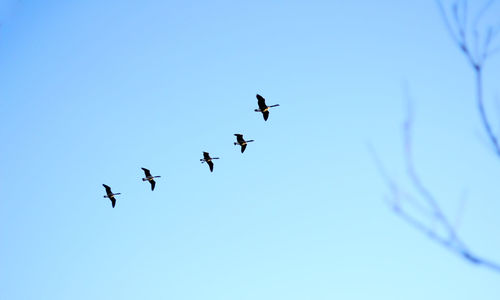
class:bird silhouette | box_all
[141,168,161,191]
[234,134,254,153]
[255,94,279,121]
[102,184,120,208]
[200,151,219,172]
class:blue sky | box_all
[1,0,500,299]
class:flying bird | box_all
[102,184,121,208]
[200,151,219,172]
[234,134,254,153]
[254,94,279,121]
[141,168,161,191]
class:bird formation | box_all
[102,94,280,208]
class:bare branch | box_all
[436,0,462,46]
[402,92,468,248]
[368,143,436,220]
[373,0,500,275]
[452,2,466,42]
[475,69,500,155]
[438,0,500,154]
[371,97,500,272]
[472,0,495,32]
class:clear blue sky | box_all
[1,0,500,299]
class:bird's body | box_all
[254,94,279,121]
[102,184,120,208]
[141,168,161,191]
[200,151,219,172]
[234,134,254,153]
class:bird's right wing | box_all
[207,161,214,172]
[256,94,265,103]
[141,168,152,177]
[256,94,267,110]
[103,184,112,194]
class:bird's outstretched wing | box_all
[207,160,214,172]
[150,180,156,191]
[235,134,244,144]
[241,144,247,153]
[256,94,267,110]
[203,152,210,160]
[110,196,116,208]
[262,110,269,121]
[103,184,112,194]
[141,168,152,177]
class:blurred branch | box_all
[372,0,500,270]
[401,94,465,248]
[437,0,500,156]
[370,94,500,273]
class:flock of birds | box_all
[102,94,280,208]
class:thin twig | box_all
[402,92,469,249]
[475,69,500,155]
[436,0,462,45]
[368,143,436,220]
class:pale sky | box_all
[1,1,500,299]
